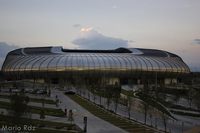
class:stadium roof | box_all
[2,47,190,79]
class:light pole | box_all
[182,121,184,133]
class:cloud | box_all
[193,39,200,45]
[72,24,81,28]
[72,28,129,49]
[0,42,18,69]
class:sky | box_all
[0,0,200,71]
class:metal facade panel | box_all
[2,47,190,78]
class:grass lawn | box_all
[171,110,200,117]
[30,98,56,104]
[0,94,56,104]
[33,128,78,133]
[121,89,200,117]
[0,114,81,133]
[66,94,159,133]
[0,101,65,117]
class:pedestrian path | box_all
[51,89,127,133]
[67,94,159,133]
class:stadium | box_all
[1,46,190,86]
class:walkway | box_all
[51,89,127,133]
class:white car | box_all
[24,88,34,93]
[12,89,20,93]
[36,90,47,94]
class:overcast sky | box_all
[0,0,200,71]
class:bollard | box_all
[65,108,68,117]
[83,116,87,133]
[68,110,74,124]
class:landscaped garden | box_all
[0,114,82,133]
[0,90,82,133]
[66,94,160,133]
[0,94,56,104]
[0,100,65,117]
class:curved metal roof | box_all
[2,47,190,79]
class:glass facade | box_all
[2,47,190,79]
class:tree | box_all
[48,89,51,97]
[187,88,196,108]
[90,85,97,103]
[113,86,121,113]
[68,109,74,124]
[136,89,176,126]
[98,79,106,106]
[9,93,30,125]
[139,81,151,124]
[161,113,168,132]
[104,85,114,110]
[192,88,200,111]
[137,93,150,124]
[143,102,150,124]
[40,110,45,119]
[127,92,133,119]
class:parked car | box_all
[64,90,75,95]
[12,89,20,93]
[24,88,34,93]
[36,89,47,94]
